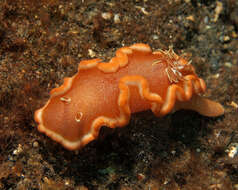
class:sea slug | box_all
[34,43,224,150]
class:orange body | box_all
[34,44,224,150]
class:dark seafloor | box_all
[0,0,238,189]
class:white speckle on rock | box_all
[101,12,112,20]
[226,143,238,158]
[13,144,23,155]
[88,49,96,58]
[114,14,120,24]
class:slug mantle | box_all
[34,43,224,150]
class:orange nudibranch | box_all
[34,43,224,150]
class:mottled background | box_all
[0,0,238,189]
